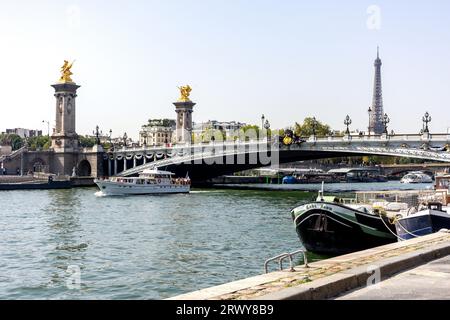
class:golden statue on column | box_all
[59,60,75,83]
[178,85,192,102]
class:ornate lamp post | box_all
[93,125,102,145]
[109,129,112,144]
[141,131,147,147]
[344,115,352,135]
[367,107,372,136]
[264,119,271,142]
[20,134,28,176]
[123,132,128,148]
[382,113,390,134]
[261,114,265,140]
[42,120,50,137]
[422,112,432,134]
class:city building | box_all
[139,119,176,146]
[4,128,42,138]
[368,47,385,135]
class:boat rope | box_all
[377,211,408,241]
[393,218,422,239]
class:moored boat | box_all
[291,188,397,256]
[94,169,190,196]
[400,171,433,184]
[395,202,450,240]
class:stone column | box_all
[51,82,81,153]
[174,100,195,144]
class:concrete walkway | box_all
[335,255,450,300]
[169,231,450,300]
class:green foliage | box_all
[240,125,261,140]
[79,135,96,148]
[367,156,428,165]
[102,142,112,150]
[145,118,175,127]
[293,117,331,137]
[202,127,226,142]
[0,133,24,150]
[27,136,50,151]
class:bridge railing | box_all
[111,133,450,165]
[113,140,276,154]
[113,132,450,155]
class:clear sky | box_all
[1,0,450,139]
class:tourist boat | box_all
[291,187,397,256]
[94,169,190,196]
[400,171,433,184]
[395,202,450,240]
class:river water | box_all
[0,182,431,299]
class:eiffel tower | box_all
[368,47,384,135]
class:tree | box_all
[0,133,23,150]
[293,117,331,137]
[239,125,260,141]
[199,127,226,143]
[145,118,175,128]
[79,135,96,148]
[27,136,50,151]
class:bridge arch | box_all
[77,160,92,177]
[113,135,450,182]
[29,157,47,173]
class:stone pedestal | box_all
[51,82,81,153]
[174,101,195,144]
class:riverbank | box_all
[0,175,95,190]
[212,181,433,192]
[169,231,450,300]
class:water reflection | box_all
[43,189,87,292]
[1,182,428,299]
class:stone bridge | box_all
[107,132,450,183]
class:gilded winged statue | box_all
[178,85,192,102]
[59,60,75,83]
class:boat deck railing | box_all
[264,249,309,274]
[354,190,448,208]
